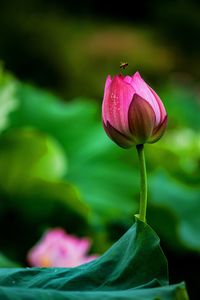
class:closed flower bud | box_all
[102,71,167,148]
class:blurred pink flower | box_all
[102,71,167,148]
[27,228,98,268]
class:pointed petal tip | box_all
[132,71,142,80]
[105,75,112,90]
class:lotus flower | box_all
[27,228,98,268]
[102,71,167,148]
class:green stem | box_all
[136,144,147,223]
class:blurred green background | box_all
[0,0,200,299]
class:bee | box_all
[120,62,128,69]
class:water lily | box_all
[27,228,97,268]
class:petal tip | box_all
[132,71,142,80]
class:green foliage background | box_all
[0,68,199,260]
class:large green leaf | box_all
[9,83,139,224]
[146,129,200,185]
[0,127,88,220]
[161,83,200,130]
[0,127,67,188]
[0,219,188,299]
[145,129,200,252]
[0,126,90,260]
[148,170,200,252]
[0,68,18,133]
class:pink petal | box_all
[128,94,156,144]
[44,228,66,242]
[103,121,134,148]
[148,86,167,123]
[102,75,112,124]
[131,72,161,125]
[72,238,91,257]
[27,228,97,268]
[102,75,135,135]
[81,255,98,265]
[148,116,168,143]
[123,75,133,84]
[104,75,112,91]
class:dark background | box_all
[0,0,200,99]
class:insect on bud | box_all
[120,62,128,70]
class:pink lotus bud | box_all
[27,228,98,268]
[102,71,167,148]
